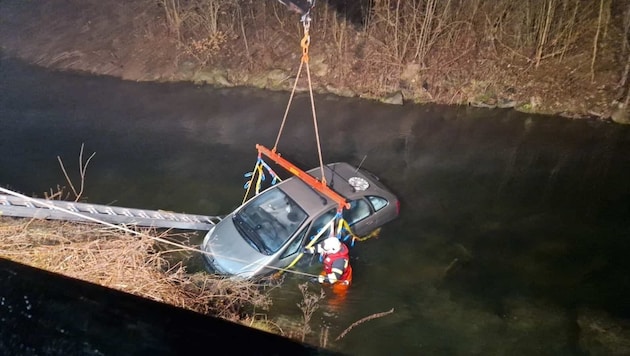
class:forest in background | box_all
[0,0,628,119]
[160,0,629,118]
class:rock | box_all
[380,91,404,105]
[324,85,356,98]
[558,112,584,119]
[611,103,630,125]
[250,73,269,88]
[265,69,291,90]
[497,98,517,108]
[248,69,291,90]
[470,101,496,109]
[266,69,290,85]
[192,68,232,87]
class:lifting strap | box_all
[241,152,283,205]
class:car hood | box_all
[201,215,272,278]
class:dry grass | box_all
[160,0,237,68]
[0,217,271,321]
[180,0,622,114]
[0,216,350,347]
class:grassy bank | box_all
[0,216,368,348]
[0,0,627,120]
[0,217,272,322]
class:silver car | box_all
[201,162,400,278]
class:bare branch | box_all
[336,308,395,341]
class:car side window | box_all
[367,195,388,212]
[343,199,372,225]
[280,209,336,259]
[307,208,336,241]
[281,228,308,258]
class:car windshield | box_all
[234,188,308,255]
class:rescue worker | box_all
[304,236,353,286]
[304,236,352,311]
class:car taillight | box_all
[395,200,401,216]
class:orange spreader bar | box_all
[256,144,350,210]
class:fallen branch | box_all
[335,308,395,341]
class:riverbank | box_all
[0,217,272,322]
[0,0,628,123]
[0,215,341,348]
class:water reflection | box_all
[2,57,630,355]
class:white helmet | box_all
[321,237,341,253]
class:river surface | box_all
[1,57,630,355]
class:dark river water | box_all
[2,57,630,355]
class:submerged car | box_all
[201,162,400,278]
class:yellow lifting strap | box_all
[272,15,327,185]
[274,216,336,277]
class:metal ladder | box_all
[0,194,222,231]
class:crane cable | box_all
[272,14,327,185]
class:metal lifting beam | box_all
[256,144,350,210]
[0,193,221,231]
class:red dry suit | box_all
[318,242,352,310]
[320,242,352,285]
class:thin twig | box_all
[57,143,96,202]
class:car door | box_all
[343,198,376,237]
[364,194,392,231]
[276,208,336,268]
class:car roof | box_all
[276,176,334,216]
[274,162,394,216]
[310,162,381,198]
